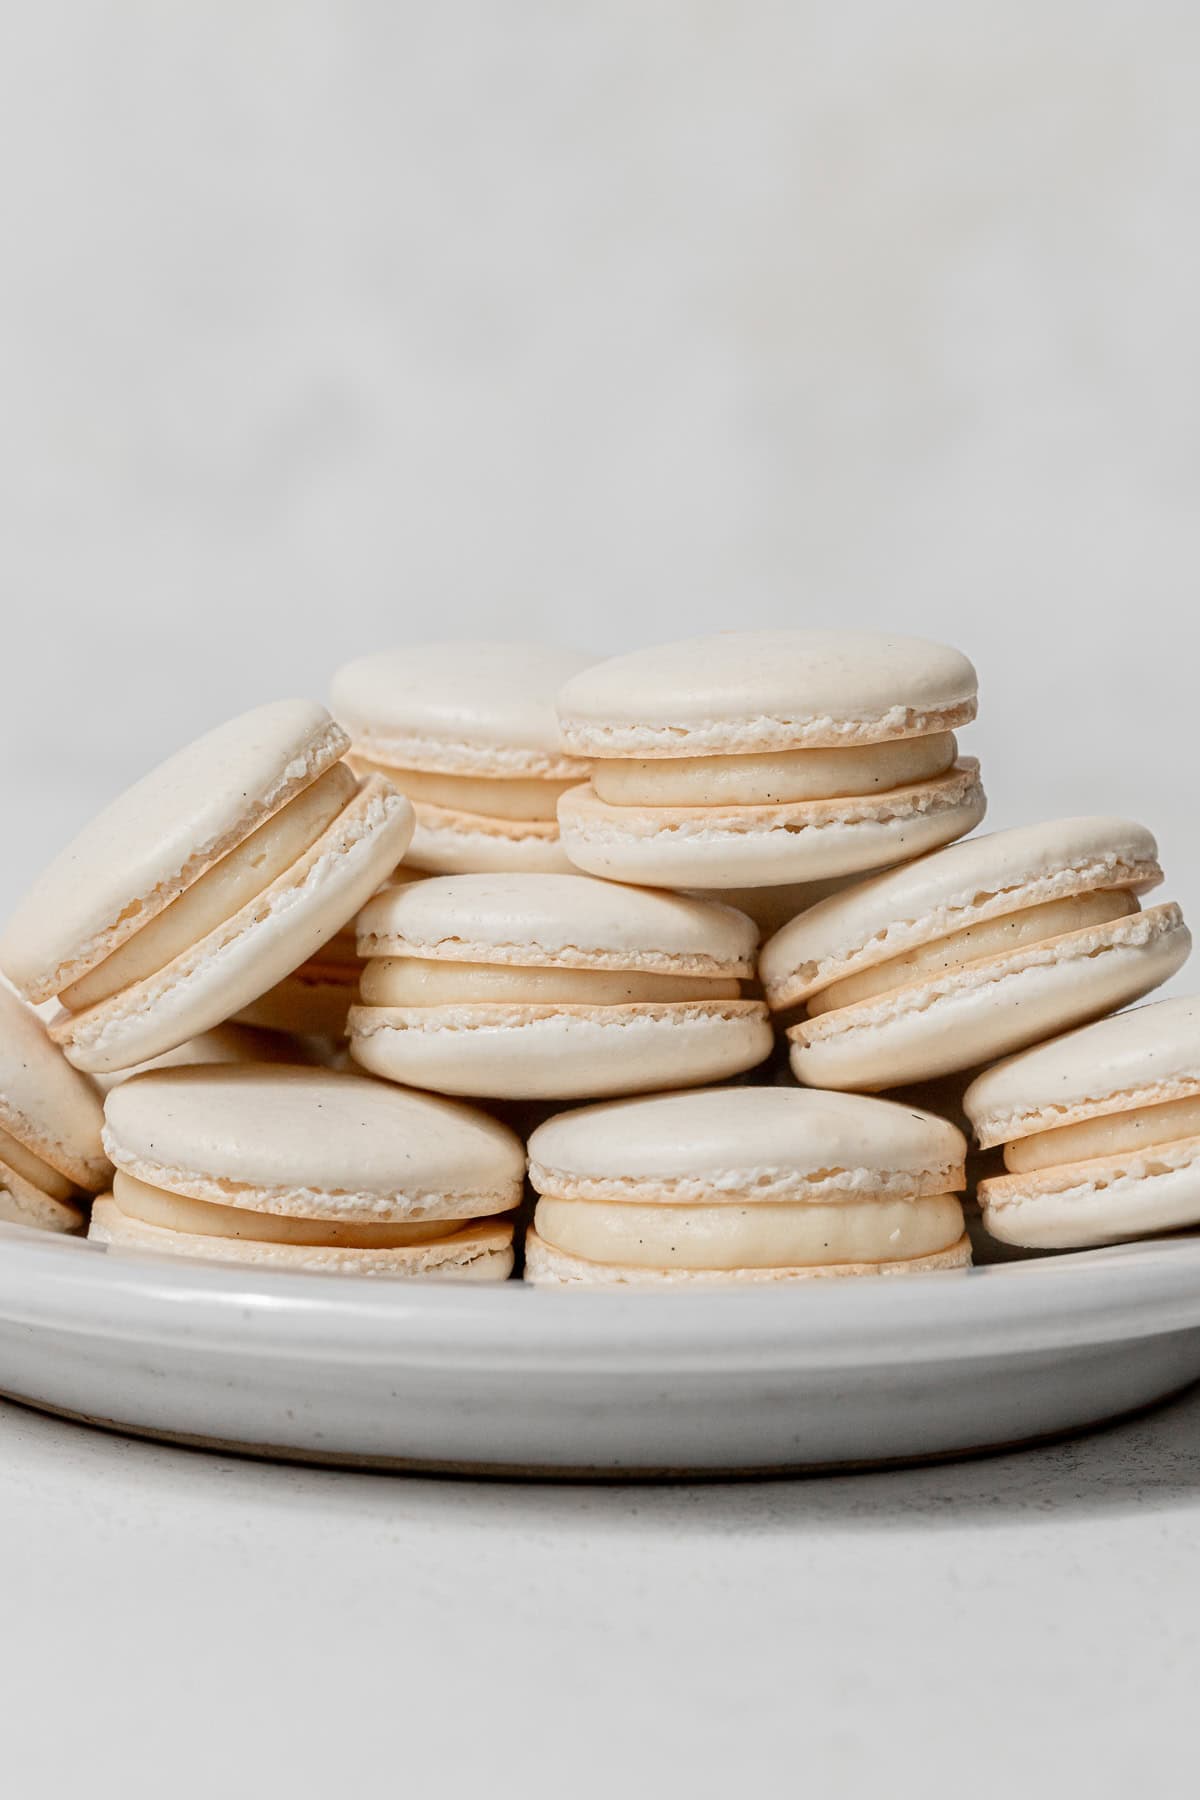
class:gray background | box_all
[1,4,1199,1793]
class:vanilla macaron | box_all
[332,642,592,874]
[0,701,414,1074]
[762,818,1190,1091]
[91,1065,524,1278]
[235,923,362,1040]
[349,872,771,1099]
[524,1087,971,1285]
[964,997,1200,1249]
[0,981,109,1231]
[555,631,984,887]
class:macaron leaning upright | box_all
[761,817,1190,1091]
[349,872,772,1099]
[964,997,1200,1250]
[555,630,985,888]
[92,1065,525,1278]
[524,1087,971,1285]
[0,700,414,1074]
[0,980,109,1231]
[331,642,593,874]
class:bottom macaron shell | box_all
[407,804,576,876]
[348,1001,773,1100]
[0,1161,85,1233]
[523,1228,972,1285]
[89,1197,514,1278]
[789,904,1190,1091]
[979,1135,1200,1250]
[555,763,984,888]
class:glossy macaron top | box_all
[761,817,1164,1008]
[102,1064,525,1217]
[0,981,108,1187]
[964,996,1200,1150]
[556,630,977,758]
[0,700,349,1003]
[332,641,593,778]
[527,1086,966,1204]
[357,872,758,974]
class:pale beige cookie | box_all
[0,701,414,1073]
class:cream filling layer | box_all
[1004,1094,1200,1174]
[352,756,574,822]
[110,1171,472,1247]
[359,958,742,1006]
[805,890,1139,1018]
[0,1124,76,1201]
[62,764,360,1011]
[591,733,956,808]
[533,1193,964,1270]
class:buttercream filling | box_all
[0,1124,76,1201]
[590,733,956,808]
[110,1170,474,1247]
[359,958,742,1006]
[533,1193,964,1269]
[351,756,574,822]
[1003,1093,1200,1174]
[61,763,360,1011]
[805,890,1139,1018]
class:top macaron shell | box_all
[333,642,593,778]
[0,980,108,1189]
[102,1064,525,1222]
[764,817,1190,1091]
[964,995,1200,1150]
[556,631,978,757]
[527,1086,968,1205]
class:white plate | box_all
[2,1222,1200,1475]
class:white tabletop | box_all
[2,1386,1193,1797]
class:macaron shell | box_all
[103,1064,525,1221]
[556,631,978,757]
[789,903,1191,1091]
[526,1085,966,1203]
[963,994,1200,1149]
[235,971,357,1040]
[0,701,348,1002]
[0,1161,85,1233]
[556,763,985,889]
[761,815,1163,1007]
[405,806,577,876]
[51,778,413,1074]
[90,1198,514,1277]
[332,642,592,778]
[978,1137,1200,1249]
[358,872,759,975]
[0,981,108,1187]
[523,1228,972,1285]
[349,1000,773,1100]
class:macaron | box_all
[331,642,592,874]
[235,923,361,1040]
[91,1065,524,1278]
[0,980,109,1232]
[524,1086,971,1285]
[761,818,1190,1091]
[348,872,772,1099]
[555,630,984,887]
[0,700,414,1074]
[964,997,1200,1249]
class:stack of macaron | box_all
[0,628,1193,1284]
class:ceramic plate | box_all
[1,1222,1199,1475]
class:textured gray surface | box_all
[1,1386,1197,1795]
